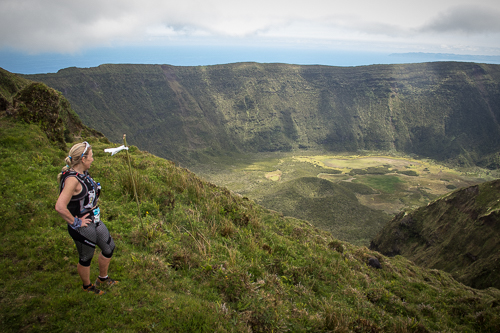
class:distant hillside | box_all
[370,179,500,290]
[2,70,500,332]
[24,62,500,167]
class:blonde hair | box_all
[57,141,92,184]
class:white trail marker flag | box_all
[104,145,129,156]
[104,137,143,228]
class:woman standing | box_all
[55,141,118,295]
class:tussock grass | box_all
[1,117,500,332]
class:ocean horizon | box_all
[2,45,500,75]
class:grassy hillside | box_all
[370,179,500,290]
[259,177,390,246]
[0,67,31,106]
[2,76,500,332]
[3,115,500,333]
[0,67,102,147]
[24,62,500,168]
[191,152,492,247]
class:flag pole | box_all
[123,134,143,229]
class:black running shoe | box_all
[95,276,119,288]
[82,283,105,295]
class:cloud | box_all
[0,0,499,55]
[420,5,500,34]
[0,0,147,53]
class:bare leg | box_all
[98,252,111,278]
[77,263,91,285]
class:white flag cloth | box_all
[104,145,129,156]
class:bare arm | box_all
[55,177,91,228]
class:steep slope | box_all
[2,72,500,332]
[24,62,500,167]
[370,179,500,290]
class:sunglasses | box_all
[81,141,90,158]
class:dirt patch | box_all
[321,157,418,169]
[265,170,282,181]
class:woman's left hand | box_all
[80,213,92,228]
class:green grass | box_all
[2,117,500,332]
[371,179,500,291]
[355,175,404,194]
[193,152,491,247]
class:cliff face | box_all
[370,179,500,289]
[25,62,500,166]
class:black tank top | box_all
[59,170,100,219]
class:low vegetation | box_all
[193,152,493,246]
[371,179,500,290]
[2,112,500,332]
[2,65,500,332]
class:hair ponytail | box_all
[57,142,92,184]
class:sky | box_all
[1,0,500,74]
